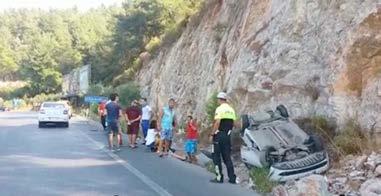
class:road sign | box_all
[84,96,107,103]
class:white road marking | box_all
[78,129,173,196]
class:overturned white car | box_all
[240,105,329,181]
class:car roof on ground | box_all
[250,119,308,149]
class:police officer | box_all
[209,92,238,184]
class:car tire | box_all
[38,122,44,128]
[63,122,69,128]
[241,114,250,135]
[276,104,289,118]
[309,134,324,152]
[264,146,277,166]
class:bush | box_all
[28,93,60,105]
[3,100,13,108]
[90,103,98,115]
[0,86,15,100]
[115,82,141,108]
[161,19,188,47]
[205,92,218,123]
[0,82,29,99]
[250,167,278,193]
[112,58,143,86]
[334,120,367,155]
[145,37,161,53]
[11,86,30,98]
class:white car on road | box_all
[38,102,69,128]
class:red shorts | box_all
[127,122,140,134]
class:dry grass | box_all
[333,120,367,155]
[295,116,375,163]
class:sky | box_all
[0,0,123,11]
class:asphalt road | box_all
[0,112,257,196]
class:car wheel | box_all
[241,114,250,136]
[264,146,277,166]
[309,134,324,152]
[276,104,289,118]
[38,122,44,128]
[64,122,69,128]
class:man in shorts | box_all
[105,93,122,152]
[158,98,176,157]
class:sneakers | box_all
[210,179,223,183]
[228,177,240,184]
[169,147,176,153]
[210,177,239,184]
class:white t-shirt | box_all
[141,105,152,120]
[145,128,158,146]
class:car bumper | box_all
[38,117,69,122]
[269,152,329,181]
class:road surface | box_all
[0,112,257,196]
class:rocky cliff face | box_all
[138,0,380,131]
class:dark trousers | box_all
[100,115,106,130]
[212,131,236,182]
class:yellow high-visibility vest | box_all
[214,103,236,120]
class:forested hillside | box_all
[0,0,202,98]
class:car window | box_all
[42,103,65,108]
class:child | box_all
[145,120,160,152]
[184,115,198,163]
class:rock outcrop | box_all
[271,175,330,196]
[360,178,381,196]
[327,152,381,195]
[138,0,380,131]
[271,152,381,195]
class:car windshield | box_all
[43,103,65,108]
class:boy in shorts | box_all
[185,115,198,163]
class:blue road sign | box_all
[84,96,107,103]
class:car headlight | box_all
[315,151,326,160]
[274,163,289,169]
